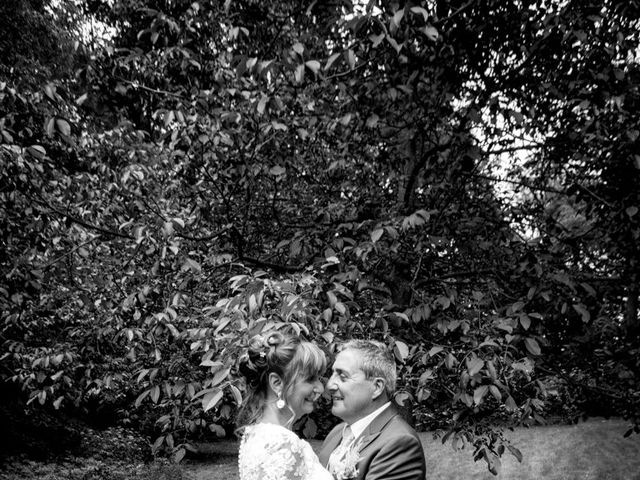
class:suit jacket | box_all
[318,406,426,480]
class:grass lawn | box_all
[183,418,640,480]
[2,418,639,479]
[421,418,640,480]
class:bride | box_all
[237,330,334,480]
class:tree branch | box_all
[434,0,477,25]
[178,225,233,242]
[465,172,566,194]
[116,76,186,99]
[40,236,102,270]
[240,255,310,273]
[415,269,496,288]
[36,199,134,240]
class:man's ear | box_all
[371,378,386,400]
[268,372,283,396]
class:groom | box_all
[319,340,426,480]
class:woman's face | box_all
[287,374,324,418]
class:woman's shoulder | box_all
[243,422,303,444]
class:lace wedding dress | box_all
[239,422,334,480]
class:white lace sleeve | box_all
[239,424,310,480]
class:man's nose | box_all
[326,373,337,391]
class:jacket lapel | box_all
[320,423,345,467]
[356,405,399,453]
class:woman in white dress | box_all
[237,330,334,480]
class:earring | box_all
[276,393,285,409]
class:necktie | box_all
[328,425,355,473]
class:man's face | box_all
[326,349,377,424]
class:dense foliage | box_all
[2,0,639,473]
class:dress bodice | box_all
[238,422,333,480]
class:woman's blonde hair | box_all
[236,330,326,429]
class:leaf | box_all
[270,165,286,176]
[395,391,411,406]
[209,424,226,437]
[524,337,541,356]
[510,301,525,313]
[164,110,175,126]
[184,258,201,273]
[292,42,304,55]
[229,384,242,405]
[505,395,518,411]
[410,6,429,21]
[366,114,379,128]
[305,60,321,75]
[625,206,638,217]
[150,385,160,403]
[489,385,502,401]
[391,9,404,28]
[370,228,384,243]
[435,296,451,309]
[211,367,230,386]
[246,57,257,70]
[519,314,531,330]
[346,49,356,69]
[507,445,523,463]
[44,84,56,101]
[294,64,305,84]
[369,33,385,48]
[202,389,223,412]
[428,346,443,357]
[324,52,341,70]
[572,303,590,323]
[466,356,484,376]
[248,294,257,313]
[271,121,288,131]
[135,389,151,408]
[419,370,434,384]
[257,95,269,115]
[326,290,338,307]
[27,145,46,159]
[339,113,352,125]
[473,385,488,405]
[46,118,55,136]
[580,282,597,297]
[174,447,186,463]
[200,359,223,368]
[394,341,409,362]
[445,353,457,369]
[423,25,439,41]
[166,323,180,338]
[386,36,402,53]
[152,435,165,454]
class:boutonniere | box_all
[330,438,363,480]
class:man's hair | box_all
[341,339,397,398]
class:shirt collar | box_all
[349,402,391,441]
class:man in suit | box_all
[319,340,426,480]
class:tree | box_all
[1,0,639,472]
